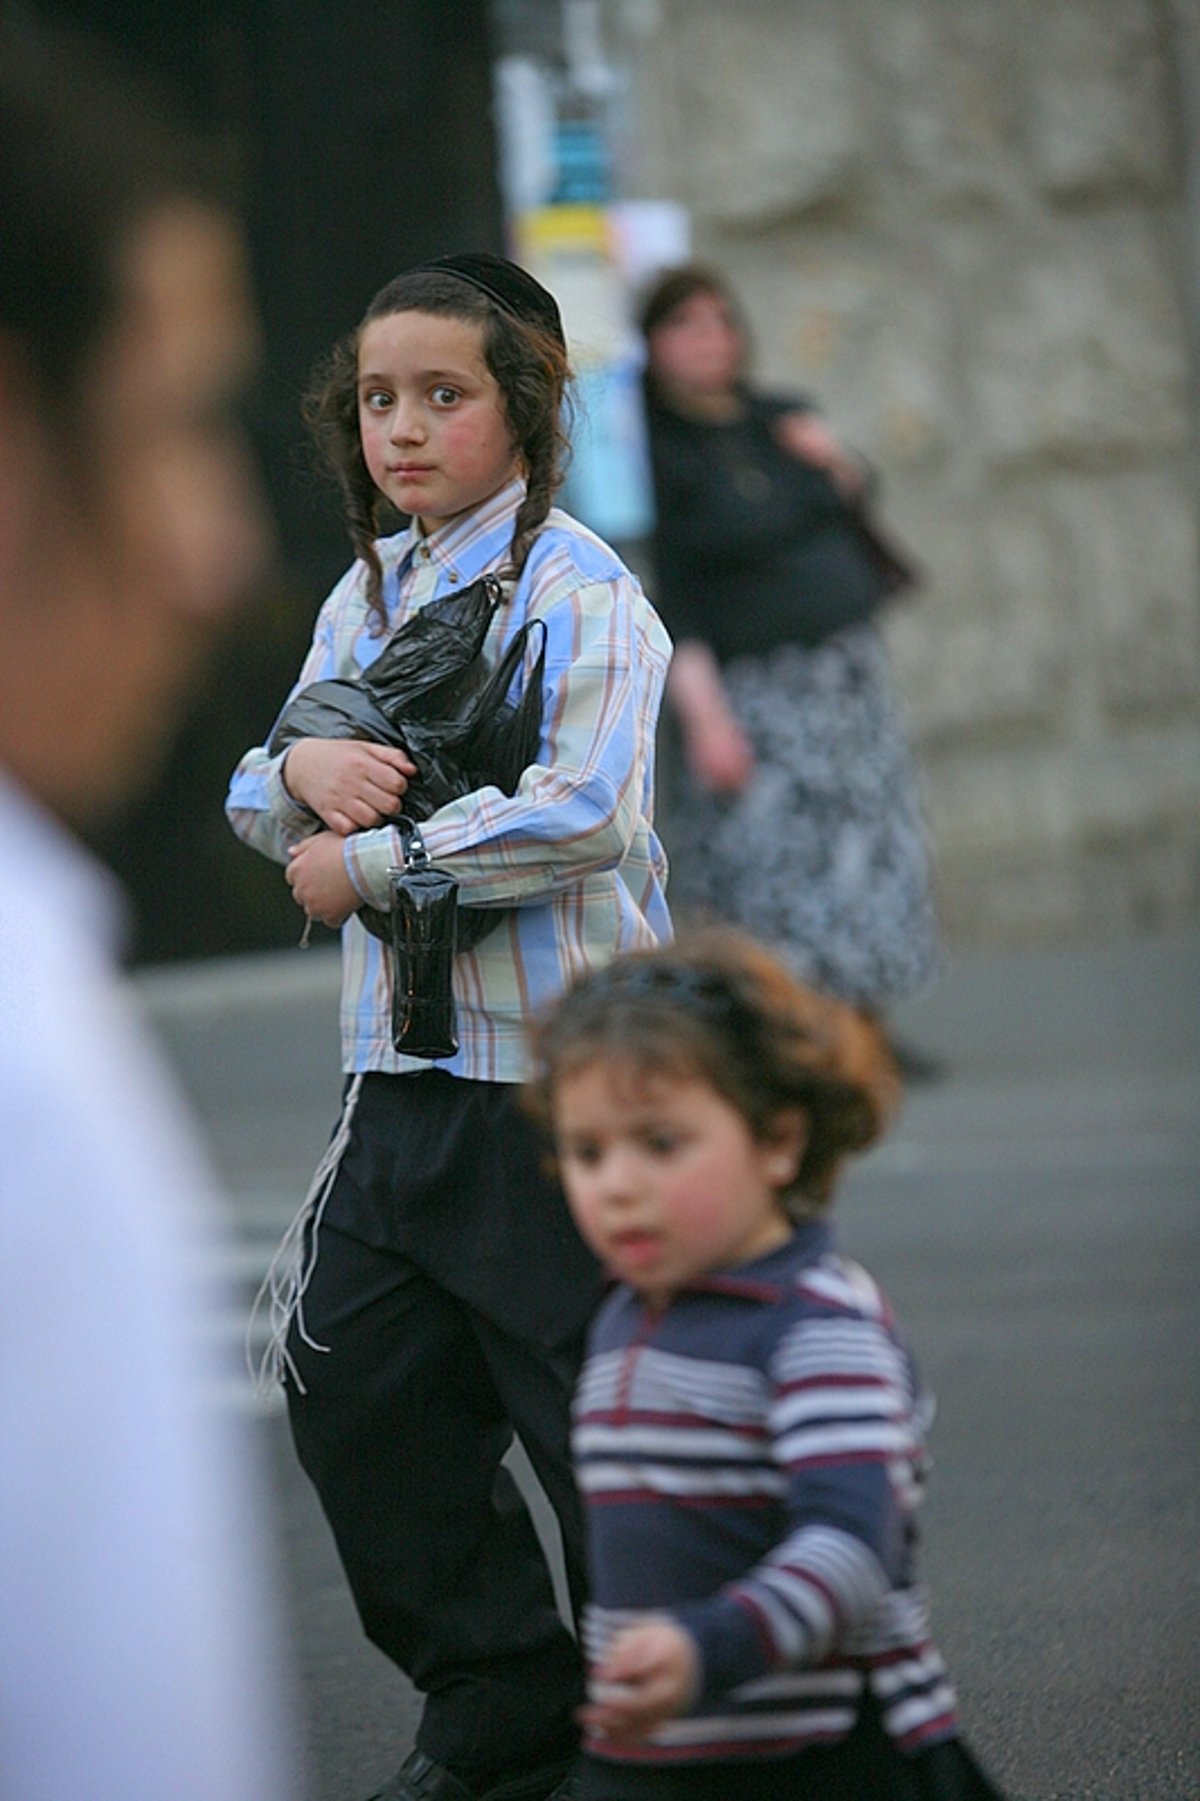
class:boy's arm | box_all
[340,577,669,912]
[223,574,355,867]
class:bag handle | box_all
[397,815,432,871]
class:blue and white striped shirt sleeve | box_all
[223,569,354,866]
[668,1313,909,1703]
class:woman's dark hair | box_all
[0,24,224,441]
[304,269,573,628]
[526,929,901,1216]
[637,263,744,339]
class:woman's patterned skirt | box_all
[664,622,940,1011]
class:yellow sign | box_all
[514,204,624,367]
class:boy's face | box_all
[554,1059,801,1310]
[356,309,520,532]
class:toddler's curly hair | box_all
[526,929,902,1216]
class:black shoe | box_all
[370,1750,475,1801]
[370,1750,576,1801]
[482,1759,575,1801]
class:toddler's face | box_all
[553,1059,800,1310]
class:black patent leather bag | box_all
[388,819,459,1060]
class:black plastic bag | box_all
[389,819,460,1060]
[269,576,546,949]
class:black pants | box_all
[285,1072,604,1789]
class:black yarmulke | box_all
[414,251,565,346]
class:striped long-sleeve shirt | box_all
[226,480,672,1080]
[574,1220,960,1765]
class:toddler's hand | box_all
[579,1619,700,1744]
[283,737,415,835]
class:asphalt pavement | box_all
[136,926,1200,1801]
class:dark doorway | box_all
[28,0,505,960]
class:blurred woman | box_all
[639,264,940,1046]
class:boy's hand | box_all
[286,831,361,929]
[283,737,415,835]
[579,1618,700,1743]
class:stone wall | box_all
[611,0,1200,946]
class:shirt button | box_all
[449,569,460,583]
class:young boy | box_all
[527,932,1005,1800]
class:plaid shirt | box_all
[226,479,672,1081]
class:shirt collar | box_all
[400,476,527,588]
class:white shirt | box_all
[0,775,298,1800]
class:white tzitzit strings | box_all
[246,1073,364,1398]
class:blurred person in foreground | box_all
[639,265,941,1075]
[0,28,298,1801]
